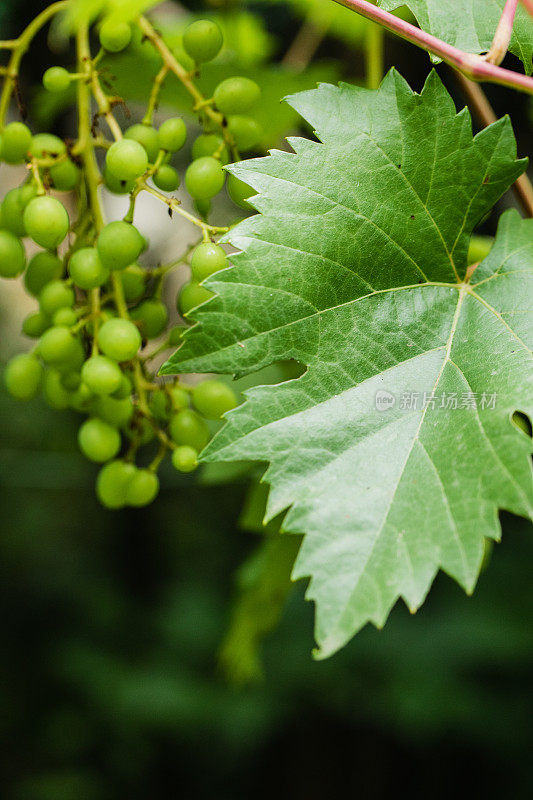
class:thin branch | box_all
[282,12,331,71]
[484,0,518,66]
[332,0,533,95]
[453,70,533,217]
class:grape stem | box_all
[141,183,229,234]
[332,0,533,95]
[483,0,519,66]
[142,64,169,125]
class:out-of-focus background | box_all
[1,1,533,797]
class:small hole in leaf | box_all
[512,410,532,437]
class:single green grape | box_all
[149,390,169,422]
[192,379,237,419]
[227,115,262,151]
[29,133,66,159]
[52,307,77,327]
[182,19,223,63]
[43,369,71,410]
[153,165,180,192]
[98,318,142,361]
[22,311,50,338]
[56,338,85,375]
[39,280,74,317]
[121,264,145,302]
[112,373,133,400]
[130,299,168,339]
[185,156,225,200]
[97,221,145,271]
[78,417,121,463]
[1,183,37,236]
[125,469,160,506]
[61,371,81,391]
[69,247,109,290]
[213,77,260,115]
[43,66,71,93]
[2,122,32,164]
[194,198,211,219]
[172,445,198,473]
[227,173,253,209]
[4,353,43,400]
[190,242,227,282]
[106,139,148,182]
[0,229,25,278]
[99,19,132,52]
[81,355,122,396]
[23,196,69,249]
[158,117,187,152]
[178,281,213,316]
[125,123,160,163]
[49,159,80,191]
[38,326,80,365]
[169,408,209,450]
[169,385,190,411]
[191,133,229,164]
[24,251,63,296]
[93,394,134,428]
[69,382,94,413]
[103,166,136,195]
[96,460,136,509]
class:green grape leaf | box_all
[377,0,533,73]
[162,70,533,658]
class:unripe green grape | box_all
[192,379,237,419]
[39,280,74,316]
[112,373,133,400]
[23,196,69,249]
[81,355,122,396]
[98,318,142,361]
[227,115,262,151]
[4,353,43,400]
[185,156,225,200]
[38,326,79,365]
[125,469,159,506]
[29,133,66,159]
[22,311,50,338]
[169,385,190,410]
[94,394,134,428]
[178,281,213,316]
[149,390,170,422]
[125,123,160,163]
[78,417,121,463]
[68,382,93,412]
[169,409,209,450]
[25,251,63,296]
[121,264,145,302]
[213,76,260,115]
[158,117,187,152]
[1,183,37,236]
[190,242,227,282]
[153,165,180,192]
[43,369,71,410]
[43,66,71,93]
[106,138,148,182]
[191,133,228,164]
[49,159,80,191]
[2,122,32,164]
[172,445,198,473]
[168,325,185,346]
[61,371,81,391]
[125,417,155,446]
[69,247,109,290]
[103,166,136,195]
[130,299,168,339]
[99,19,132,52]
[183,19,223,63]
[96,460,136,509]
[56,337,85,375]
[194,198,211,219]
[97,221,145,271]
[227,173,253,209]
[52,307,77,327]
[0,229,25,277]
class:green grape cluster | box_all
[0,13,253,509]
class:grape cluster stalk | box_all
[0,4,260,508]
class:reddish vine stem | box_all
[453,70,533,218]
[520,0,533,16]
[484,0,518,66]
[332,0,533,95]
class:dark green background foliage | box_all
[1,1,533,797]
